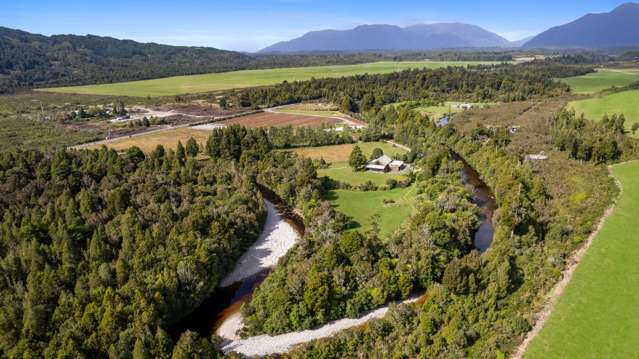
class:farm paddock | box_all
[217,111,343,128]
[81,127,209,153]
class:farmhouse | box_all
[366,155,407,173]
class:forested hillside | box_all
[0,27,389,93]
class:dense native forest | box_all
[1,54,638,358]
[0,144,269,357]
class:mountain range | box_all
[260,23,514,53]
[523,3,639,49]
[261,2,639,53]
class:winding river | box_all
[169,154,496,356]
[458,156,498,252]
[168,198,304,342]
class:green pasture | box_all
[40,61,497,97]
[414,101,494,119]
[562,68,639,94]
[326,185,417,237]
[526,161,639,358]
[318,166,407,187]
[568,90,639,134]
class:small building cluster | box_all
[366,155,408,173]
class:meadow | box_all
[290,141,407,164]
[40,61,496,97]
[326,185,417,237]
[561,68,639,94]
[414,101,494,119]
[568,90,639,134]
[525,161,639,358]
[81,127,209,153]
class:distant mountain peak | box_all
[260,23,511,53]
[524,2,639,49]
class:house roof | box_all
[366,164,388,170]
[389,160,404,167]
[374,155,393,166]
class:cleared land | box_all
[291,141,413,235]
[561,68,639,94]
[295,141,409,186]
[569,90,639,134]
[272,103,344,118]
[326,185,417,237]
[40,61,497,97]
[218,111,342,128]
[82,127,209,153]
[414,101,494,119]
[290,141,407,164]
[525,161,639,359]
[318,166,406,187]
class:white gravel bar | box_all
[220,200,299,288]
[222,296,421,356]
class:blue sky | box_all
[1,0,627,52]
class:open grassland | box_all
[568,90,639,135]
[318,166,407,186]
[272,103,344,118]
[526,161,639,359]
[40,61,497,97]
[82,127,209,153]
[414,101,495,119]
[326,185,417,237]
[297,141,409,185]
[218,111,342,128]
[290,141,407,164]
[561,68,639,94]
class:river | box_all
[167,198,304,341]
[457,155,498,252]
[169,155,496,354]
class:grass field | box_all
[41,61,497,97]
[414,101,494,119]
[273,103,344,118]
[561,68,639,94]
[290,141,407,164]
[525,161,639,359]
[326,185,417,237]
[293,141,409,185]
[83,127,209,153]
[568,90,639,134]
[318,166,407,186]
[218,111,342,128]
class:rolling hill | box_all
[524,3,639,49]
[260,23,512,53]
